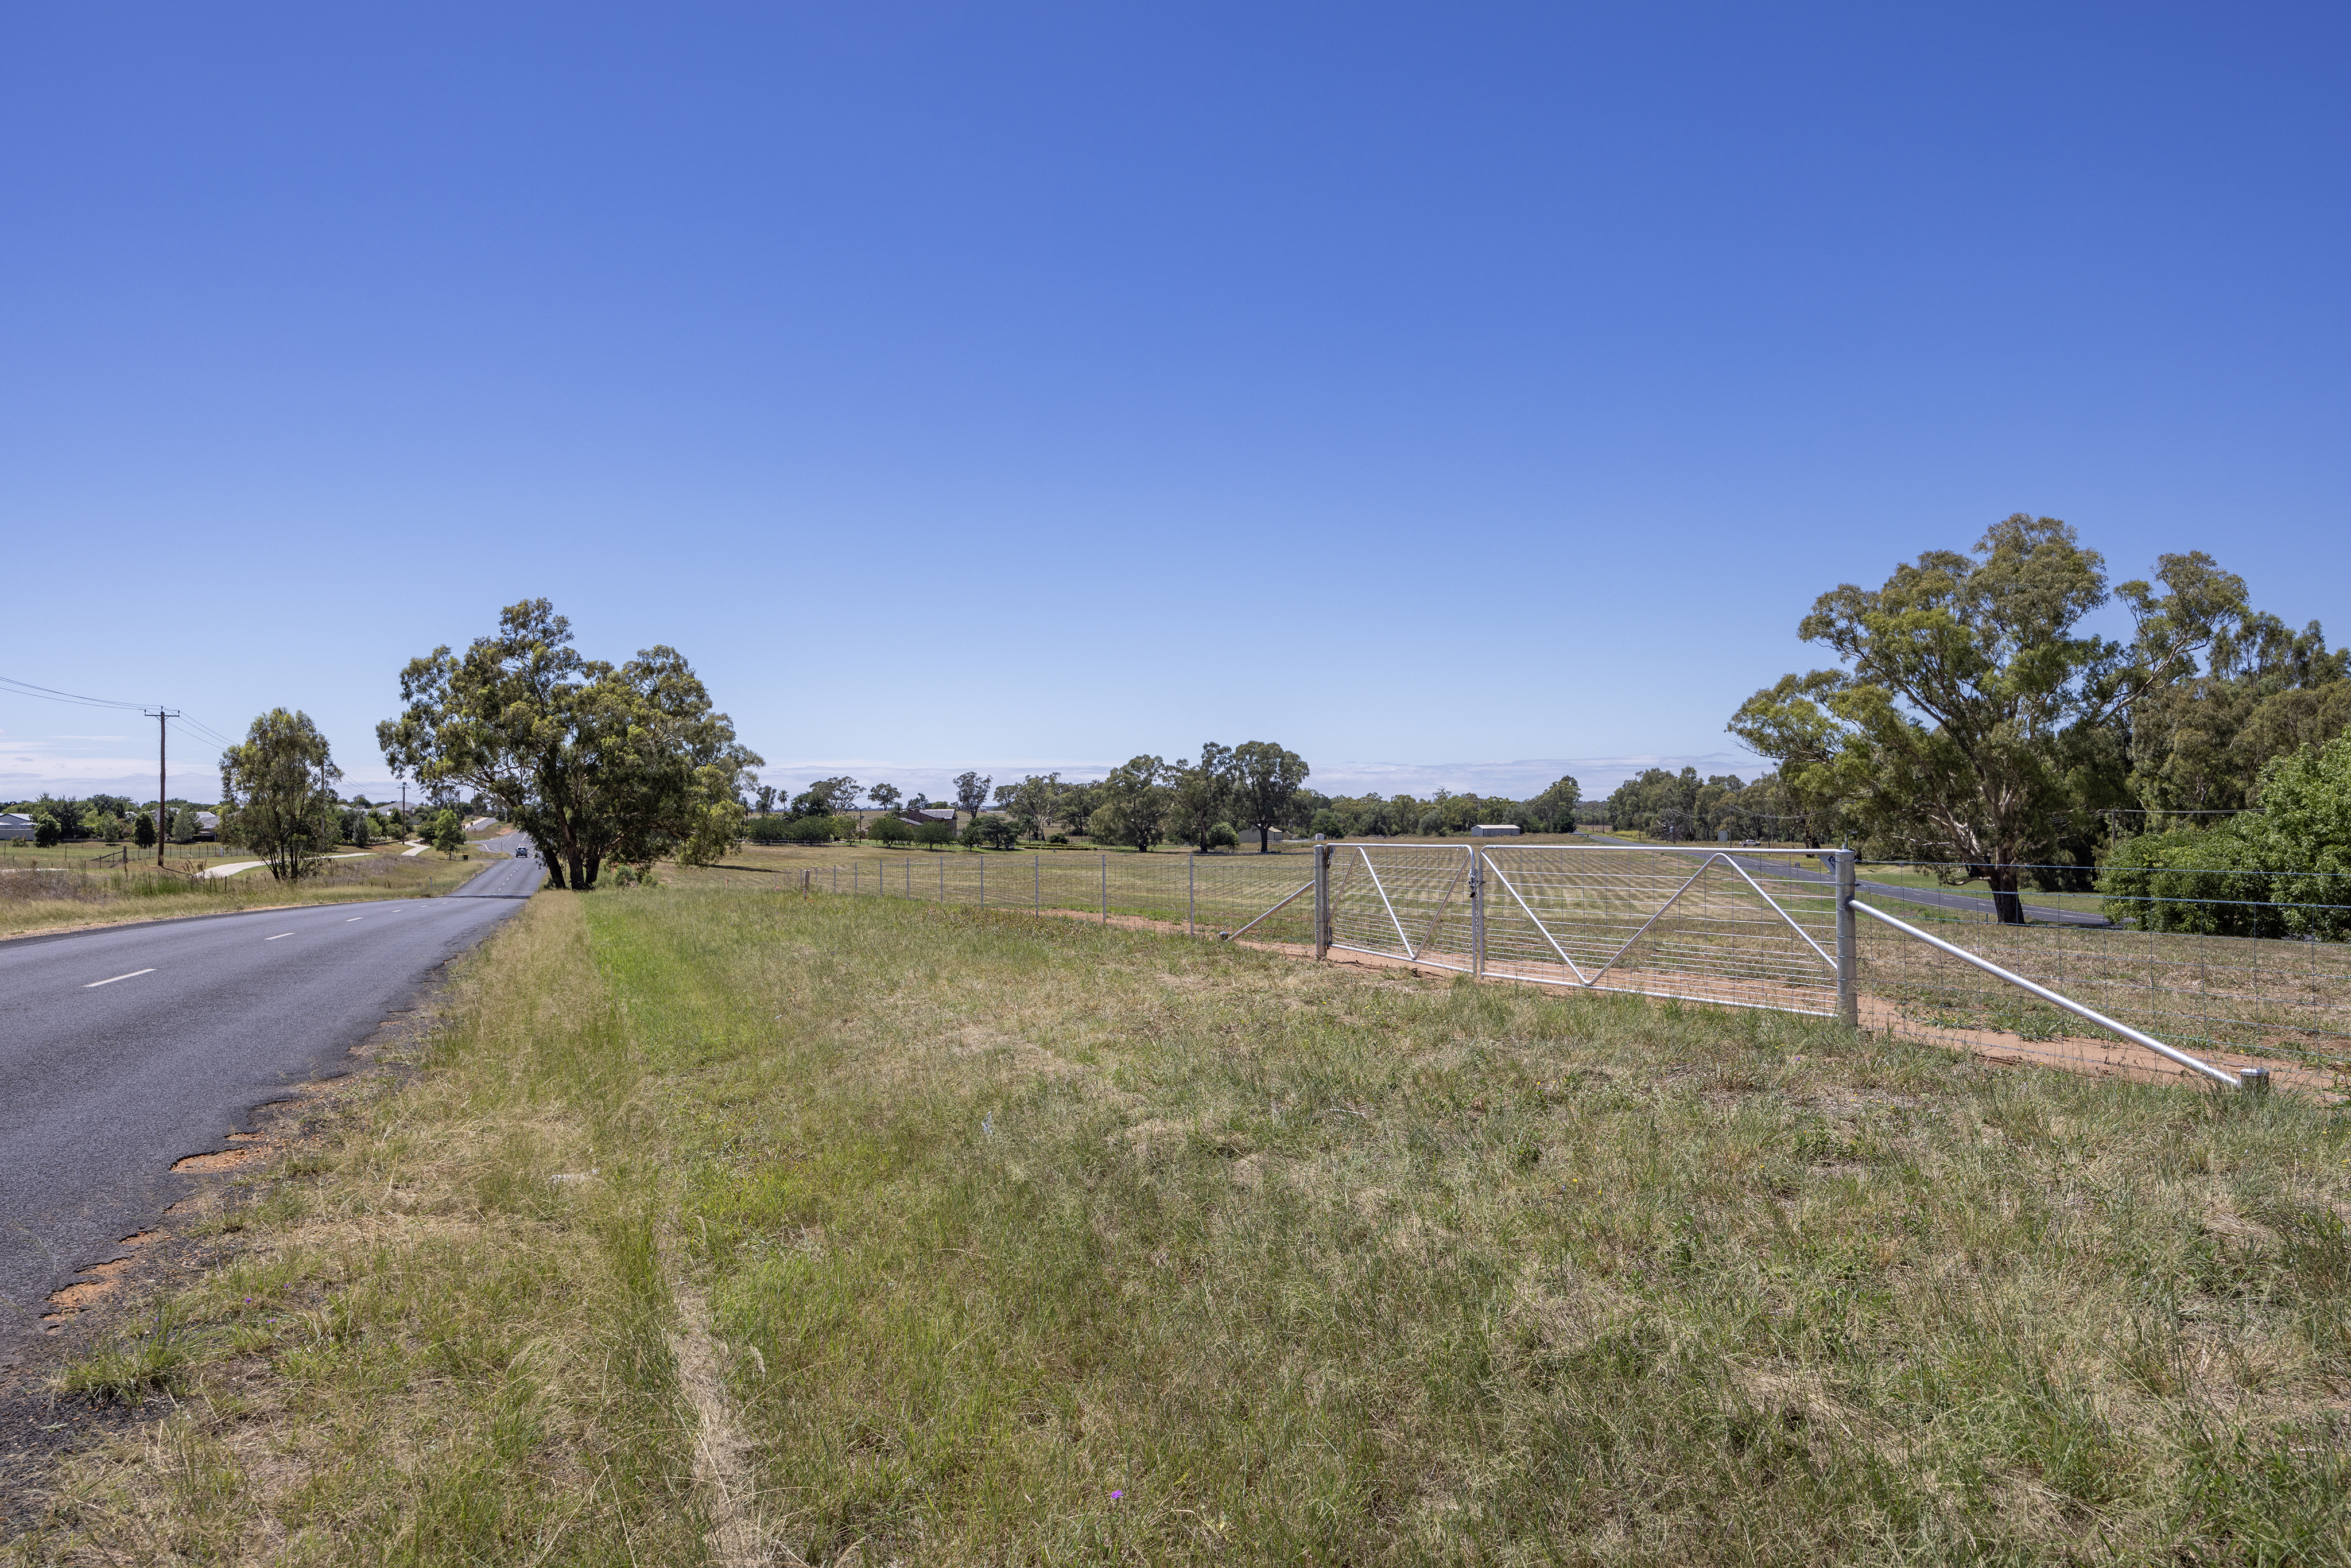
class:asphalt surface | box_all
[1577,832,2112,927]
[0,839,540,1352]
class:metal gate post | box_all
[1100,853,1107,921]
[1188,850,1196,937]
[979,857,984,908]
[1313,835,1329,958]
[1469,845,1485,977]
[1834,849,1859,1028]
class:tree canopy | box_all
[1232,741,1309,853]
[1090,755,1173,851]
[219,708,343,880]
[377,599,761,890]
[1731,517,2248,921]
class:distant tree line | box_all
[743,751,1588,855]
[1725,515,2350,924]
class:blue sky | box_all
[3,3,2345,806]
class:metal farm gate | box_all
[1320,841,1848,1016]
[1304,841,2254,1093]
[804,839,2272,1093]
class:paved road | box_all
[0,848,539,1352]
[1578,832,2112,927]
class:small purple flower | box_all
[1110,1491,1124,1502]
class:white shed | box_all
[1471,824,1522,837]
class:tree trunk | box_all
[567,850,587,888]
[1987,863,2027,925]
[544,856,568,889]
[1258,822,1270,853]
[584,852,601,888]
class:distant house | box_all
[0,812,34,841]
[1471,824,1521,837]
[195,812,219,841]
[900,808,961,830]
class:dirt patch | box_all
[41,1256,142,1325]
[168,1147,265,1174]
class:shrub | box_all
[32,813,61,848]
[868,816,915,847]
[2100,735,2351,940]
[962,816,1021,851]
[1208,821,1239,851]
[916,820,956,849]
[2101,830,2281,937]
[1309,809,1349,839]
[1046,833,1069,845]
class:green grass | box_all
[19,884,2351,1564]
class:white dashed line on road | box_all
[346,917,363,922]
[266,933,293,941]
[84,969,156,988]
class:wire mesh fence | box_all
[1852,899,2351,1077]
[790,849,1322,948]
[1325,843,1845,1015]
[780,840,2348,1085]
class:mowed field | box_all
[12,874,2351,1564]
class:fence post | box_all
[1835,849,1859,1029]
[1034,852,1040,913]
[1313,835,1329,959]
[1100,853,1107,922]
[979,857,985,907]
[1188,850,1196,937]
[1469,845,1485,977]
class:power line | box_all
[1,671,243,754]
[0,674,150,711]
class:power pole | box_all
[145,708,180,867]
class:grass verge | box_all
[14,882,2351,1563]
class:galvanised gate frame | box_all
[809,839,2264,1092]
[1299,840,2250,1092]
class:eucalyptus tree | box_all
[378,599,761,889]
[954,771,992,818]
[1232,740,1309,853]
[1169,743,1236,850]
[1731,516,2244,922]
[218,708,343,879]
[1092,755,1173,851]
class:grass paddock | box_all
[15,881,2351,1563]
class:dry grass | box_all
[5,896,701,1565]
[0,854,486,941]
[15,880,2351,1564]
